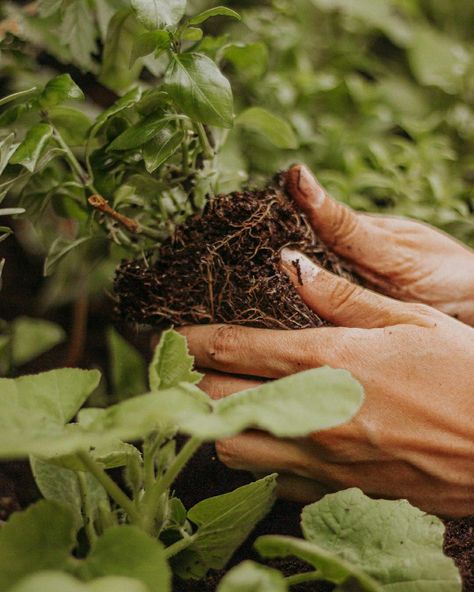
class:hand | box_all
[285,164,474,326]
[179,257,474,517]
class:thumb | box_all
[280,248,435,329]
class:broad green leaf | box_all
[30,456,109,531]
[107,114,168,150]
[99,10,144,93]
[301,488,462,591]
[59,0,97,71]
[0,208,25,216]
[9,123,53,172]
[49,106,92,145]
[44,236,92,277]
[236,107,298,149]
[175,475,277,579]
[130,30,171,66]
[10,316,66,367]
[189,7,240,26]
[81,526,171,592]
[0,368,100,459]
[10,572,149,592]
[149,328,203,391]
[0,86,38,108]
[39,74,84,108]
[222,42,269,79]
[184,367,364,440]
[143,127,184,172]
[0,133,20,175]
[181,27,203,42]
[107,326,146,400]
[0,500,76,590]
[131,0,186,29]
[91,88,142,136]
[217,561,288,592]
[165,52,234,128]
[256,535,382,591]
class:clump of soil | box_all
[115,172,356,329]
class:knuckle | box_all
[208,325,241,365]
[330,206,359,246]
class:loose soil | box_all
[115,172,357,329]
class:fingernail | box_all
[280,248,321,285]
[297,165,326,208]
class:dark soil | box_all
[115,173,357,329]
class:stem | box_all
[65,290,88,367]
[53,128,92,188]
[180,121,189,176]
[284,571,325,586]
[195,123,214,160]
[164,533,197,559]
[142,437,202,533]
[77,471,97,546]
[77,451,141,524]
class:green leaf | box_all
[81,526,171,592]
[107,326,146,400]
[0,368,100,459]
[0,500,76,590]
[175,475,277,579]
[185,367,364,440]
[222,43,268,79]
[0,87,38,108]
[59,0,97,71]
[10,572,149,592]
[0,208,25,216]
[0,133,20,175]
[217,561,288,592]
[165,52,234,128]
[107,114,168,150]
[131,0,186,29]
[149,328,203,391]
[99,10,145,93]
[256,535,382,591]
[30,456,109,531]
[38,0,64,18]
[49,106,92,145]
[143,127,184,173]
[130,30,171,66]
[10,316,66,367]
[181,27,203,42]
[39,74,84,108]
[44,236,92,277]
[301,488,462,591]
[9,123,53,172]
[236,107,298,149]
[189,7,240,26]
[91,88,142,136]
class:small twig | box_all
[88,195,140,234]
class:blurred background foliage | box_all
[0,0,473,376]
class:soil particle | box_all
[114,173,357,329]
[444,516,474,591]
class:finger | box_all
[198,370,263,400]
[273,473,331,504]
[285,165,395,269]
[280,248,437,329]
[178,324,349,378]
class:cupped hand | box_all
[286,164,474,327]
[179,256,474,517]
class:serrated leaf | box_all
[143,127,184,172]
[175,475,277,579]
[217,561,288,592]
[131,0,186,29]
[130,29,171,66]
[9,123,53,172]
[165,52,234,128]
[184,367,364,440]
[108,114,168,150]
[189,6,240,26]
[59,0,97,71]
[39,74,84,108]
[10,316,66,367]
[107,326,146,400]
[301,488,462,591]
[81,526,171,592]
[149,329,203,391]
[10,572,149,592]
[0,500,76,590]
[236,107,298,149]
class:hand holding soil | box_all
[287,164,474,326]
[180,231,474,518]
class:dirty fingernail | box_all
[280,248,321,285]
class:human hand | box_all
[286,164,474,327]
[179,257,474,517]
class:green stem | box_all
[284,570,325,586]
[77,471,97,546]
[164,533,197,559]
[77,451,141,524]
[180,121,189,176]
[52,126,97,194]
[142,437,202,533]
[194,123,214,160]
